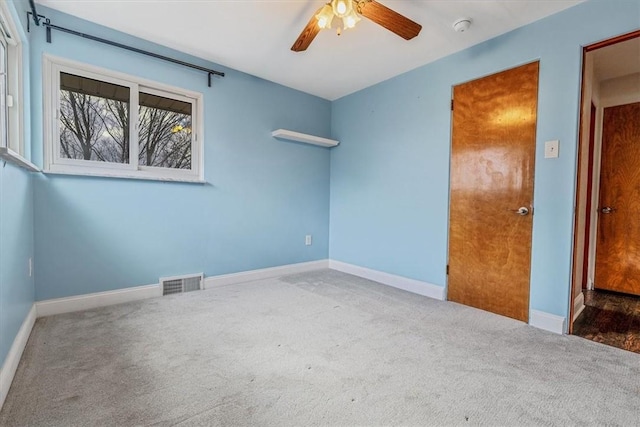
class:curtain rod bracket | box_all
[26,12,47,32]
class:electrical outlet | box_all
[28,257,32,277]
[305,235,312,246]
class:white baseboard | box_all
[328,260,446,301]
[573,292,586,322]
[529,309,566,334]
[0,304,36,410]
[36,284,160,317]
[204,260,329,289]
[35,260,330,317]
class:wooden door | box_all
[595,102,640,295]
[448,62,539,322]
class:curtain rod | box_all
[27,0,225,87]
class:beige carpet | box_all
[1,269,638,426]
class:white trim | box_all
[0,304,36,410]
[204,260,329,289]
[588,99,603,290]
[573,292,586,322]
[0,3,20,47]
[42,53,54,172]
[0,1,24,157]
[529,309,566,334]
[42,169,205,184]
[328,260,446,300]
[0,147,40,172]
[36,284,160,317]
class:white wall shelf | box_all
[271,129,339,148]
[0,147,40,172]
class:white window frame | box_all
[43,55,204,182]
[0,1,25,158]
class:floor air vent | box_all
[160,273,204,296]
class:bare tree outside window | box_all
[59,73,130,163]
[138,92,192,169]
[49,61,202,181]
[58,73,192,170]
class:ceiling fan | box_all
[292,0,422,52]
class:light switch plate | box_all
[545,140,559,158]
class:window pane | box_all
[59,72,130,163]
[138,92,192,169]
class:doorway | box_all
[570,30,640,352]
[447,62,539,322]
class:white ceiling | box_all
[591,36,640,82]
[36,0,583,100]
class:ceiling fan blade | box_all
[358,0,422,40]
[291,9,323,52]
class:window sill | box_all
[0,148,41,172]
[42,169,206,184]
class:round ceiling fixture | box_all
[453,18,472,33]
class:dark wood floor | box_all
[573,290,640,353]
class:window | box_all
[44,56,203,182]
[0,33,8,148]
[0,2,24,157]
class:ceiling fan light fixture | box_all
[316,4,334,29]
[342,9,361,29]
[331,0,353,18]
[291,0,422,52]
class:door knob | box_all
[514,207,529,216]
[601,206,615,214]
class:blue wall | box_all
[330,0,640,322]
[0,163,34,367]
[0,1,35,367]
[30,6,332,300]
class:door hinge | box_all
[451,99,454,111]
[446,264,449,275]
